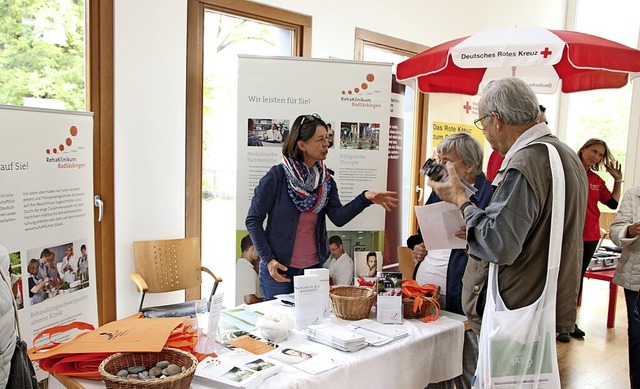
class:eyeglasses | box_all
[474,113,492,130]
[437,158,462,165]
[300,113,321,126]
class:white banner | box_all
[0,105,98,379]
[236,56,393,230]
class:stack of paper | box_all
[305,322,368,352]
[193,349,283,389]
[348,319,409,341]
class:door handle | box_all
[415,185,423,203]
[94,195,103,222]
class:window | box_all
[186,0,310,306]
[0,0,86,110]
[565,0,640,193]
[354,28,428,241]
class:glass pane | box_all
[566,0,640,195]
[0,0,86,110]
[361,46,415,243]
[202,11,293,307]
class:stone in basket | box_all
[99,347,198,389]
[401,280,441,322]
[329,286,376,320]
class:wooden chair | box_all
[130,237,222,317]
[596,211,618,251]
[397,246,416,280]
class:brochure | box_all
[304,268,330,319]
[194,349,283,389]
[221,307,265,330]
[376,272,403,324]
[222,330,279,355]
[269,346,344,375]
[293,274,323,330]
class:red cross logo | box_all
[540,47,553,58]
[463,101,471,113]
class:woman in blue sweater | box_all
[246,113,397,300]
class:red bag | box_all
[28,314,199,380]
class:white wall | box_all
[114,0,188,317]
[112,0,569,317]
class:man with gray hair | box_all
[429,77,587,379]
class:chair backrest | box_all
[397,246,416,280]
[133,237,202,294]
[599,211,617,237]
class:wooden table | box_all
[583,269,617,328]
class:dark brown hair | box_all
[282,114,327,161]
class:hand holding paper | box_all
[414,202,466,250]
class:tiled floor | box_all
[557,275,631,388]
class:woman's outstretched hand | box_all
[365,191,399,211]
[606,161,623,182]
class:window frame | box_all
[354,28,429,236]
[184,0,311,300]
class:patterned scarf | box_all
[281,156,331,213]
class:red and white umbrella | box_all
[396,27,640,95]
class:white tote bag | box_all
[473,143,564,388]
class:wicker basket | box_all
[403,287,441,319]
[99,348,198,389]
[330,286,376,320]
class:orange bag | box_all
[28,314,200,380]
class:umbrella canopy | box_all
[396,27,640,95]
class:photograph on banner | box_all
[233,230,262,307]
[354,250,383,279]
[26,241,91,307]
[339,121,380,150]
[8,250,25,310]
[247,117,290,147]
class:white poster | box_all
[0,105,98,378]
[236,56,392,230]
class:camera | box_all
[420,158,447,182]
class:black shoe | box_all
[556,333,570,342]
[570,325,585,338]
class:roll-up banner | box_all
[0,105,98,379]
[234,56,393,302]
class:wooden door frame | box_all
[89,0,116,325]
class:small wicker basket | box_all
[402,286,441,320]
[330,286,376,320]
[99,348,198,389]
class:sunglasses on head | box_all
[300,113,321,126]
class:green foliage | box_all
[0,0,85,110]
[9,251,21,266]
